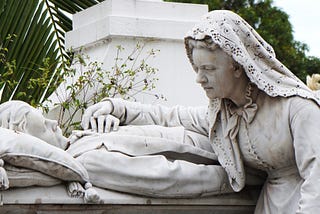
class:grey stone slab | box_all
[0,185,260,213]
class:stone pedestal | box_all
[50,0,208,108]
[0,185,260,213]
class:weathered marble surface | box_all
[0,185,260,214]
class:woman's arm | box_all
[82,98,210,136]
[290,99,320,213]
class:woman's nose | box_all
[196,71,207,84]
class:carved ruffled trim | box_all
[207,84,260,192]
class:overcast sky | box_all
[273,0,320,57]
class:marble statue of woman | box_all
[81,10,320,213]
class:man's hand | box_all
[81,101,120,133]
[69,130,97,144]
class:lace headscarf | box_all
[185,10,320,105]
[184,10,320,192]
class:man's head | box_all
[0,101,69,150]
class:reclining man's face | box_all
[24,109,69,150]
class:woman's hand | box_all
[81,101,120,133]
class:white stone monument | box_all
[52,0,208,107]
[0,3,263,213]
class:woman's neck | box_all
[228,75,250,107]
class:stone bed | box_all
[0,185,260,214]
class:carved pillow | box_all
[0,128,89,184]
[5,163,61,187]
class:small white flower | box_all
[306,74,320,91]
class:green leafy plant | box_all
[0,34,17,100]
[43,43,163,135]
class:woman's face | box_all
[192,47,238,100]
[24,109,69,150]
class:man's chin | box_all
[48,136,69,150]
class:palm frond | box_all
[0,0,105,105]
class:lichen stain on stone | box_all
[146,199,152,205]
[35,198,42,204]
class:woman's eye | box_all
[204,67,216,70]
[200,66,216,71]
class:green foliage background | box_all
[166,0,320,81]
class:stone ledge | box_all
[0,185,260,213]
[72,0,208,29]
[65,0,208,49]
[0,204,256,214]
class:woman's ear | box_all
[233,62,243,78]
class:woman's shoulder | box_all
[258,90,318,107]
[274,96,320,121]
[256,91,319,117]
[286,95,319,111]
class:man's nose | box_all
[196,71,207,84]
[45,119,58,132]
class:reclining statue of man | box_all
[0,99,240,199]
[0,100,100,203]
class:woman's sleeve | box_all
[290,99,320,213]
[108,98,209,135]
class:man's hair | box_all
[0,101,33,132]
